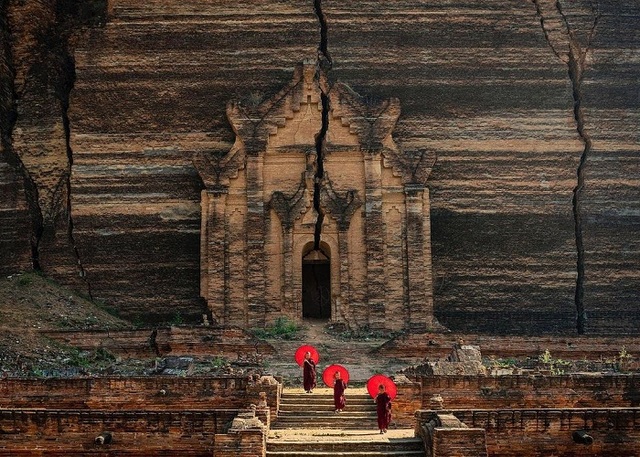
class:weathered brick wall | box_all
[213,423,266,457]
[0,376,281,417]
[84,377,253,410]
[393,378,423,427]
[0,375,274,456]
[411,374,640,409]
[0,160,32,276]
[214,431,265,457]
[380,332,640,360]
[432,428,488,457]
[448,408,640,457]
[0,408,238,456]
[0,409,236,435]
[41,327,276,358]
[0,378,92,409]
[0,446,212,457]
[417,412,488,457]
[154,327,276,357]
[65,0,318,322]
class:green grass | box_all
[252,317,300,340]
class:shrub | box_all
[252,317,299,340]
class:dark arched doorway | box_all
[302,246,331,319]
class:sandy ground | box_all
[262,319,417,386]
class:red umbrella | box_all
[294,345,319,367]
[367,374,397,400]
[322,364,350,387]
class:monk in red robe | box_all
[333,370,346,412]
[302,351,316,393]
[375,384,392,433]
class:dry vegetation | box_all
[0,272,132,376]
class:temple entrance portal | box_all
[194,60,438,330]
[302,247,331,319]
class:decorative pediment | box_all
[193,145,246,191]
[269,173,310,230]
[195,58,435,189]
[382,148,437,186]
[195,60,323,188]
[328,83,400,153]
[226,60,323,155]
[327,82,434,185]
[319,174,363,232]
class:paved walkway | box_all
[269,427,416,441]
[262,320,415,385]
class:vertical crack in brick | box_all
[313,91,328,250]
[52,0,109,296]
[2,149,45,271]
[568,54,590,335]
[533,0,600,334]
[2,1,105,285]
[60,52,92,298]
[0,6,44,271]
[313,0,332,67]
[313,0,331,250]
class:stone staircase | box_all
[272,389,380,430]
[267,440,426,457]
[267,388,425,457]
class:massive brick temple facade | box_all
[194,60,436,331]
[3,1,638,334]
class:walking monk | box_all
[375,384,392,433]
[333,370,346,412]
[302,351,316,393]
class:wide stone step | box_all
[267,438,424,453]
[282,389,373,401]
[273,413,377,425]
[278,410,376,418]
[271,386,422,455]
[272,418,380,429]
[281,393,372,400]
[281,398,374,405]
[283,391,370,395]
[271,420,380,430]
[266,451,425,457]
[280,395,373,406]
[279,404,377,412]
